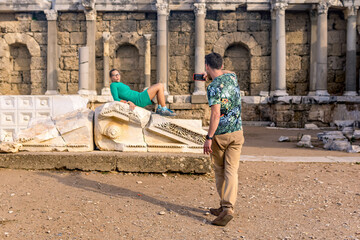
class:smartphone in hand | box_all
[193,73,205,81]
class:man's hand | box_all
[203,139,213,155]
[128,101,136,110]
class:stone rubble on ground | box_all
[278,136,290,142]
[296,135,313,148]
[334,120,355,130]
[323,140,351,152]
[304,123,319,130]
[347,145,360,153]
[317,131,346,144]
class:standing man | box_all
[203,52,244,226]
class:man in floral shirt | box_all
[203,52,245,226]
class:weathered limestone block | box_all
[305,123,319,130]
[334,120,355,130]
[94,102,151,152]
[15,109,94,152]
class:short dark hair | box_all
[205,52,223,70]
[109,69,119,77]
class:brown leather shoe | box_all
[211,208,234,226]
[209,207,223,216]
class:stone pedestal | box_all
[315,1,330,96]
[144,34,152,89]
[193,2,207,99]
[44,9,59,95]
[156,1,169,95]
[102,32,111,95]
[344,6,359,96]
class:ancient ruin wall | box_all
[0,8,357,96]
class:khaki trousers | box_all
[211,130,244,209]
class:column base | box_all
[315,90,329,96]
[191,94,208,104]
[307,91,316,96]
[101,87,111,96]
[78,90,97,95]
[343,91,358,96]
[45,90,59,95]
[272,90,288,97]
[192,90,207,96]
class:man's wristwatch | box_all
[206,135,213,140]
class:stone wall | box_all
[0,12,47,95]
[0,9,357,96]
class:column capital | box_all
[194,3,206,16]
[144,34,152,41]
[82,0,95,10]
[271,0,288,11]
[44,9,58,21]
[156,2,169,16]
[102,32,110,43]
[317,1,331,15]
[345,5,359,18]
[85,9,96,21]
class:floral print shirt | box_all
[207,72,242,135]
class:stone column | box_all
[84,8,97,95]
[315,1,330,96]
[101,32,111,95]
[270,9,276,96]
[156,1,170,95]
[144,34,152,89]
[273,0,288,96]
[344,5,359,96]
[44,9,59,95]
[192,2,207,102]
[78,47,90,94]
[308,8,317,96]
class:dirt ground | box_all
[0,126,359,240]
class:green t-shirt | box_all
[207,73,242,135]
[110,82,152,108]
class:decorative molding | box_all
[85,9,97,21]
[44,9,58,21]
[156,2,169,15]
[154,122,206,145]
[194,3,206,16]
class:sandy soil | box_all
[0,126,359,239]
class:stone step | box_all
[0,152,211,174]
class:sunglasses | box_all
[112,73,120,77]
